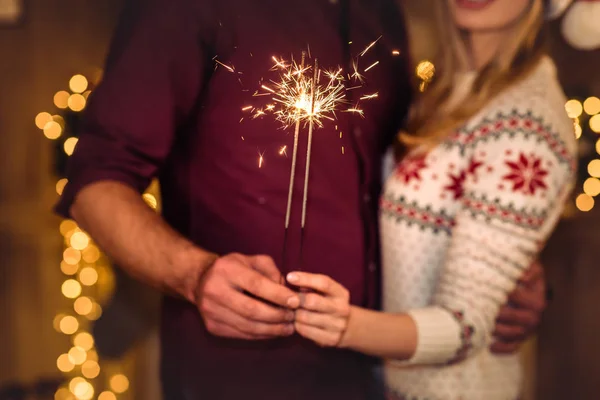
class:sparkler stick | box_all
[301,59,319,230]
[281,52,306,278]
[297,59,319,269]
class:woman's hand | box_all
[286,271,351,347]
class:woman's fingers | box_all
[295,309,348,332]
[294,322,343,347]
[286,272,350,300]
[298,292,338,313]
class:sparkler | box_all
[239,37,382,271]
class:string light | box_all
[567,96,600,212]
[37,72,140,399]
[584,96,600,116]
[565,99,583,118]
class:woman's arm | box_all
[290,119,575,363]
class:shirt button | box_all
[363,193,371,203]
[353,127,362,137]
[329,0,338,4]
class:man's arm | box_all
[71,181,299,339]
[58,0,299,340]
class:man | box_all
[56,0,547,399]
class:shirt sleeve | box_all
[55,0,215,218]
[406,119,576,365]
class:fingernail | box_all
[286,311,295,322]
[287,272,299,283]
[284,324,295,335]
[287,296,300,308]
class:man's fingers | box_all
[496,306,538,328]
[493,324,527,341]
[204,300,294,338]
[490,340,521,355]
[231,264,300,309]
[225,286,297,323]
[294,322,340,347]
[250,255,282,282]
[286,272,349,299]
[508,284,546,312]
[519,261,543,285]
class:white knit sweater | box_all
[380,57,577,400]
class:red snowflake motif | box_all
[395,155,427,184]
[502,152,549,195]
[445,170,466,199]
[443,158,484,200]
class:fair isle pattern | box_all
[380,57,576,400]
[462,194,547,230]
[380,195,454,234]
[443,109,576,172]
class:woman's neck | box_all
[466,30,507,70]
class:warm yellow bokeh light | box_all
[68,377,85,393]
[69,74,89,94]
[60,261,79,275]
[86,302,103,321]
[54,91,70,109]
[82,245,100,263]
[68,94,86,112]
[584,96,600,116]
[59,315,79,335]
[57,353,74,373]
[584,178,600,197]
[73,381,94,400]
[565,99,583,119]
[143,193,158,209]
[82,90,92,100]
[74,296,94,316]
[63,137,79,156]
[79,267,98,286]
[35,112,53,129]
[54,387,73,400]
[81,360,100,379]
[61,279,82,299]
[56,178,68,196]
[53,114,65,126]
[43,121,63,140]
[576,194,595,212]
[575,122,582,139]
[109,374,130,394]
[60,220,78,236]
[68,346,87,365]
[590,114,600,133]
[70,231,89,250]
[63,247,81,265]
[588,159,600,177]
[73,331,94,350]
[53,313,67,332]
[97,391,117,400]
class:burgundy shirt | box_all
[56,0,411,398]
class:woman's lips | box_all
[455,0,495,10]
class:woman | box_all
[286,0,577,399]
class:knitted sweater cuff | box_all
[406,307,462,365]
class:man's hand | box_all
[491,261,547,354]
[196,253,301,340]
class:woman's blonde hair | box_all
[401,0,547,150]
